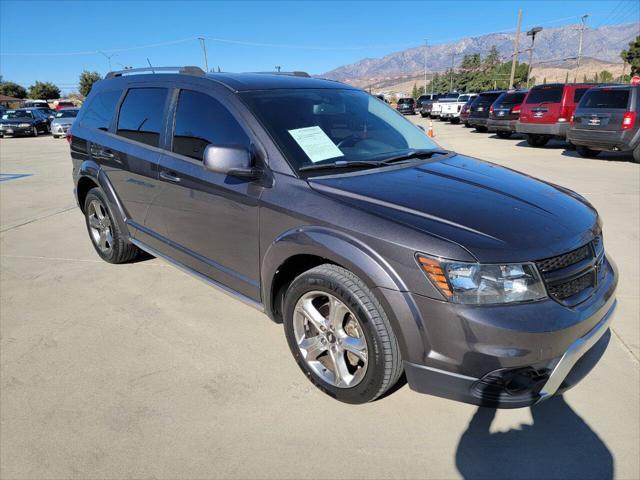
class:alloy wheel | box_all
[293,291,368,388]
[87,199,113,254]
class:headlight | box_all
[417,255,547,305]
[18,123,31,128]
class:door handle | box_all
[160,170,181,183]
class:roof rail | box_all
[105,66,205,79]
[252,71,311,78]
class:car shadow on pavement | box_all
[560,149,634,163]
[455,396,613,480]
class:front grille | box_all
[536,236,604,305]
[548,271,594,300]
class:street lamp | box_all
[526,26,543,87]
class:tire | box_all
[450,117,460,124]
[283,264,403,404]
[633,145,640,163]
[420,113,427,118]
[496,130,512,139]
[83,187,140,264]
[475,126,488,133]
[525,134,549,147]
[576,145,600,158]
[463,121,470,128]
[31,126,38,137]
[53,135,59,139]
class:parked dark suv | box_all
[487,89,528,138]
[567,85,639,162]
[396,97,416,115]
[467,91,504,132]
[70,67,617,406]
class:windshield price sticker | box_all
[288,126,344,163]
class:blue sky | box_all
[1,0,638,93]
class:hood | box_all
[51,117,75,126]
[308,154,599,263]
[0,118,35,125]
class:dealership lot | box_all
[1,131,638,479]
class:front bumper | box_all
[398,254,618,408]
[52,123,72,136]
[397,108,415,115]
[0,125,33,135]
[487,118,518,132]
[516,121,569,138]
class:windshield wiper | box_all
[299,160,385,173]
[380,149,447,165]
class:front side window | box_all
[241,88,438,172]
[116,88,168,147]
[172,90,250,161]
[82,89,122,131]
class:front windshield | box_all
[2,111,33,119]
[241,88,438,172]
[55,110,78,118]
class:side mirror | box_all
[203,145,261,178]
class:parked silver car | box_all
[51,108,79,138]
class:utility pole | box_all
[98,50,116,71]
[508,8,522,89]
[423,39,428,95]
[198,37,209,72]
[526,27,543,87]
[449,52,455,91]
[576,14,589,81]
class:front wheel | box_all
[496,130,512,139]
[633,145,640,163]
[31,126,38,137]
[475,126,488,133]
[450,117,460,124]
[283,264,403,404]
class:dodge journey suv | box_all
[70,67,617,406]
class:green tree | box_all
[0,81,27,98]
[28,81,61,100]
[621,35,640,76]
[543,77,547,84]
[564,72,569,84]
[79,70,102,97]
[583,74,588,82]
[599,70,614,83]
[411,83,419,99]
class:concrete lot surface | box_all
[1,127,638,480]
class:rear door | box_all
[573,87,631,132]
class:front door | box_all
[141,88,262,301]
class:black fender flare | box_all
[77,160,132,239]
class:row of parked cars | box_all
[397,83,640,163]
[0,105,78,139]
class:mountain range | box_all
[322,22,639,82]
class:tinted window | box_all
[116,88,168,147]
[172,90,250,161]
[82,89,121,131]
[580,89,630,109]
[398,98,414,104]
[55,110,78,118]
[573,88,590,103]
[476,93,502,105]
[495,91,526,106]
[525,86,563,104]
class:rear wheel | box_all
[84,188,140,264]
[576,145,600,158]
[633,145,640,163]
[450,117,460,124]
[283,264,403,404]
[496,130,512,139]
[525,134,549,147]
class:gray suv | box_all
[568,84,640,162]
[70,67,618,406]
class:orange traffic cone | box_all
[427,119,435,138]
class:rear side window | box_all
[172,90,250,161]
[116,88,168,147]
[580,89,630,109]
[477,93,501,105]
[496,92,526,106]
[573,88,590,103]
[525,86,563,104]
[81,89,121,131]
